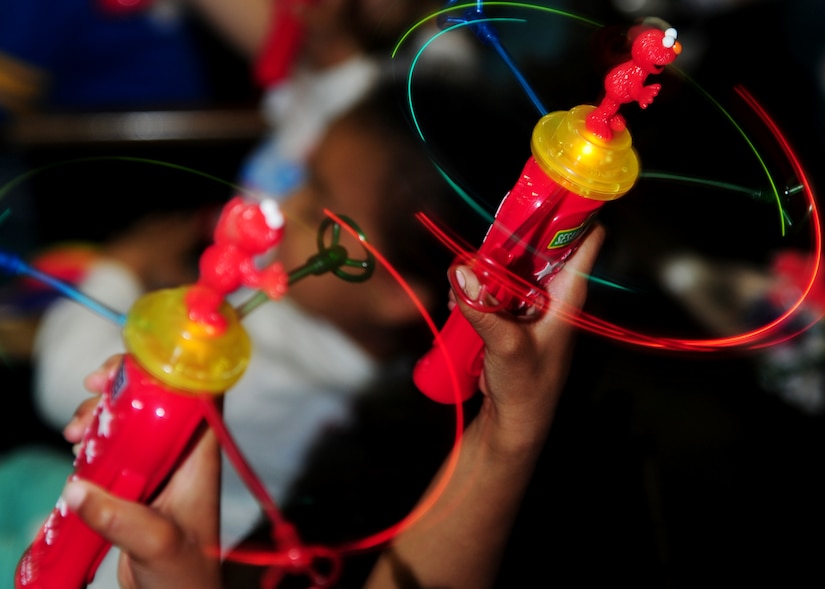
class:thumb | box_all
[450,264,506,347]
[451,225,605,380]
[61,479,183,562]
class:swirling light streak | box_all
[212,211,469,586]
[415,86,820,355]
[397,3,818,356]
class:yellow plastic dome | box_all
[122,286,251,393]
[531,104,639,201]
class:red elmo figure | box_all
[586,26,682,141]
[186,196,288,330]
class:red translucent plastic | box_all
[414,157,605,403]
[414,103,641,404]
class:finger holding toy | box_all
[365,226,605,589]
[54,352,222,589]
[81,353,122,395]
[454,225,604,449]
[61,428,222,589]
[63,354,122,444]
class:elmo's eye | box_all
[260,199,285,229]
[662,27,678,49]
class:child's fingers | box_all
[61,480,214,589]
[453,226,605,407]
[61,480,181,559]
[82,354,123,394]
[62,430,222,589]
[64,397,100,444]
[453,226,604,348]
[66,354,124,443]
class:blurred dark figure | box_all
[0,0,255,453]
[0,0,214,228]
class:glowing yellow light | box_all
[123,287,251,394]
[531,105,639,201]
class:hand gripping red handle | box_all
[15,355,209,589]
[413,156,605,404]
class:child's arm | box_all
[363,226,605,589]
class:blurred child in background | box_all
[25,75,531,588]
[187,0,479,200]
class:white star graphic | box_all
[85,438,99,463]
[97,405,114,438]
[535,260,559,282]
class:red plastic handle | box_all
[413,306,485,404]
[413,156,606,404]
[15,355,208,589]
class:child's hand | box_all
[364,227,605,589]
[62,354,122,444]
[60,430,222,589]
[60,354,223,589]
[452,226,605,451]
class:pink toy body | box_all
[413,157,604,403]
[414,25,681,404]
[586,27,681,140]
[15,355,209,589]
[186,196,288,330]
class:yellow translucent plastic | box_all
[531,104,639,201]
[122,286,251,393]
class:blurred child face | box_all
[276,117,411,346]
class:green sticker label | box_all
[547,224,585,249]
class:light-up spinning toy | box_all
[414,18,682,402]
[3,195,374,589]
[401,2,821,404]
